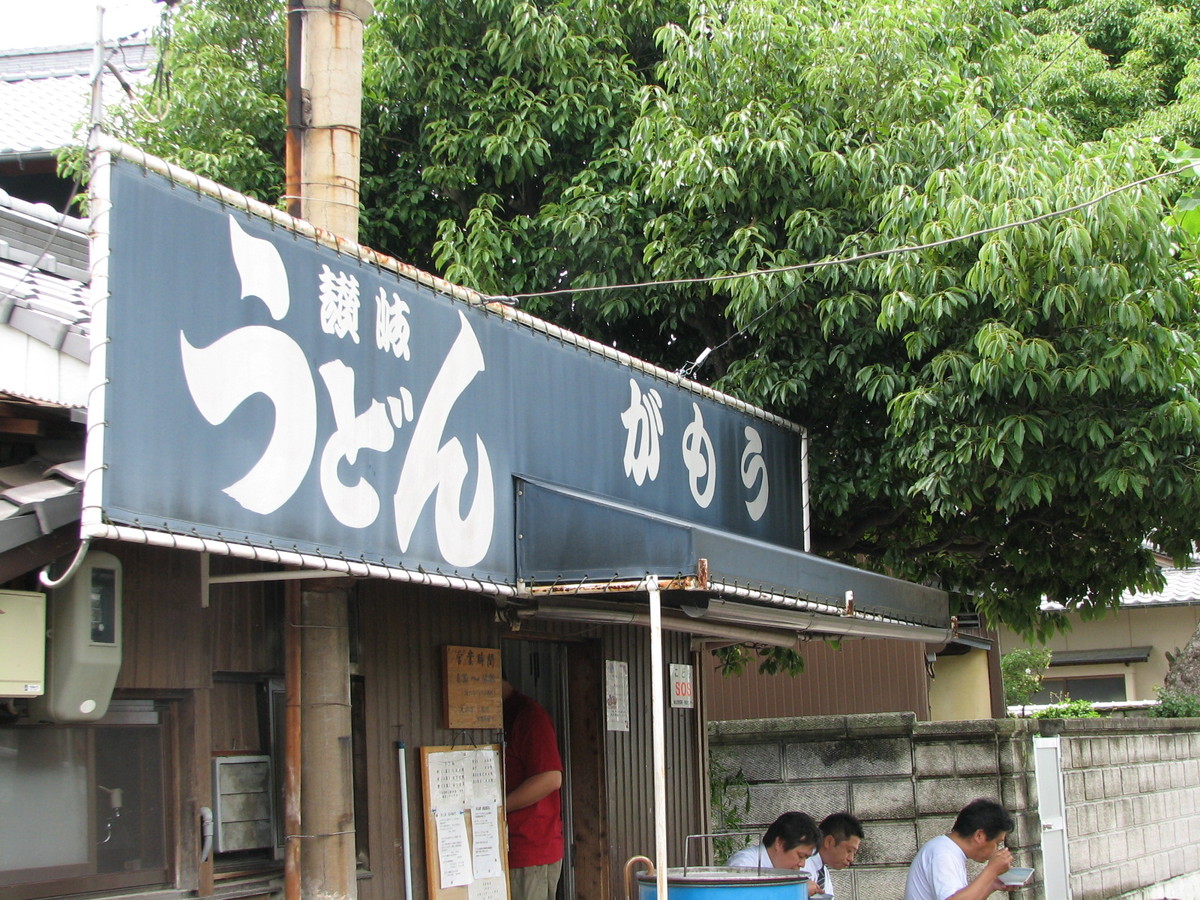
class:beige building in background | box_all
[997,565,1200,703]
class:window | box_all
[0,701,170,899]
[1032,675,1126,704]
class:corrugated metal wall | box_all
[80,544,709,900]
[704,638,930,721]
[600,624,706,879]
[356,583,708,900]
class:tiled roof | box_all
[0,186,88,558]
[0,40,155,158]
[0,439,84,556]
[0,186,90,363]
[1121,566,1200,606]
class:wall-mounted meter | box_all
[28,551,123,723]
[0,589,46,697]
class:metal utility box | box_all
[212,755,276,853]
[28,551,123,722]
[0,589,46,697]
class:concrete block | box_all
[1141,735,1160,763]
[1083,768,1104,802]
[1103,767,1122,799]
[952,741,998,776]
[1000,774,1028,813]
[1066,804,1088,838]
[716,742,782,783]
[1116,860,1140,895]
[1079,868,1102,900]
[1079,801,1098,838]
[1137,854,1158,891]
[850,779,915,819]
[1121,765,1141,796]
[1138,764,1156,793]
[858,821,917,865]
[792,781,852,820]
[1127,821,1145,858]
[852,864,909,900]
[784,737,913,780]
[845,712,919,737]
[1064,769,1085,801]
[916,816,955,846]
[913,742,954,777]
[1115,797,1131,829]
[916,776,1000,815]
[1101,863,1123,899]
[1090,739,1110,767]
[1155,763,1171,792]
[746,782,817,824]
[1130,793,1150,828]
[1109,736,1128,765]
[997,739,1021,775]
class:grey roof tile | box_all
[0,443,84,554]
[0,40,155,157]
[1122,567,1200,606]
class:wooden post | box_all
[300,579,357,900]
[284,581,303,900]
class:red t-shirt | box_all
[504,691,564,868]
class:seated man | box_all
[904,798,1015,900]
[727,811,821,870]
[803,812,863,898]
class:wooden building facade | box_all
[1,541,709,900]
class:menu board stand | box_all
[419,744,509,900]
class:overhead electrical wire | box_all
[486,163,1192,305]
[478,7,1144,377]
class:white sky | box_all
[0,0,165,50]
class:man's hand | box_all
[983,847,1014,883]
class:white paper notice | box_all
[606,659,630,732]
[471,748,502,805]
[435,809,473,888]
[470,803,504,879]
[468,877,507,900]
[429,750,472,808]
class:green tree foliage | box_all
[1147,686,1200,717]
[1013,0,1200,144]
[122,0,1200,636]
[1001,648,1054,708]
[121,0,286,203]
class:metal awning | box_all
[1050,647,1152,666]
[513,477,953,643]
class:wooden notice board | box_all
[420,744,509,900]
[443,645,503,729]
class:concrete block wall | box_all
[1037,718,1200,900]
[709,714,1200,900]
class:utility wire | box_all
[487,163,1191,306]
[484,6,1121,378]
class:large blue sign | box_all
[98,158,806,584]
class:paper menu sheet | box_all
[429,748,502,809]
[420,744,509,900]
[470,803,504,879]
[435,809,473,889]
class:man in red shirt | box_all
[502,680,564,900]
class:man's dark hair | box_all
[763,811,821,851]
[951,799,1014,840]
[819,812,864,843]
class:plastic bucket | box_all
[637,866,809,900]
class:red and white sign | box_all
[670,664,694,709]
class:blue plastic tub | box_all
[637,866,809,900]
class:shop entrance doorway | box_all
[501,637,607,900]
